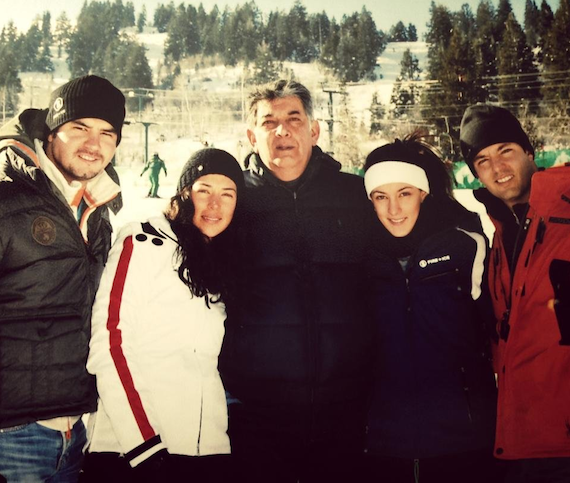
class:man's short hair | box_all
[247,79,314,127]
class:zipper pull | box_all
[65,418,72,441]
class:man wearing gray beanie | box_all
[0,75,126,481]
[460,104,570,482]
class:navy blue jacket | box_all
[366,199,497,458]
[220,147,376,408]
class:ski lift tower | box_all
[321,85,345,154]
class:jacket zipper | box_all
[460,366,473,423]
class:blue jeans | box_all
[0,420,86,483]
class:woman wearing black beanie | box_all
[361,133,504,483]
[82,148,243,482]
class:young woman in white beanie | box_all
[361,133,504,483]
[82,148,244,482]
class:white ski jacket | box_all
[86,215,230,467]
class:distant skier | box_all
[141,152,167,198]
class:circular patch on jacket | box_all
[31,217,57,246]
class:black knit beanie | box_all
[46,75,126,145]
[460,104,534,177]
[177,148,244,195]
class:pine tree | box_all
[183,5,201,57]
[154,2,175,33]
[369,93,387,134]
[287,1,315,62]
[335,15,361,82]
[124,43,153,89]
[425,2,453,82]
[541,0,570,114]
[356,8,385,79]
[333,93,366,172]
[0,24,22,122]
[67,1,121,77]
[536,0,555,63]
[220,3,262,65]
[41,12,52,44]
[473,0,498,100]
[106,0,126,35]
[442,27,477,107]
[496,12,541,111]
[164,4,187,62]
[20,21,43,72]
[237,2,263,63]
[100,34,153,91]
[390,49,422,119]
[423,19,477,126]
[495,0,513,41]
[124,1,136,28]
[524,0,540,47]
[248,42,282,85]
[334,9,384,82]
[454,4,475,38]
[407,24,418,42]
[36,39,55,73]
[389,21,408,42]
[201,6,221,57]
[320,19,340,70]
[54,12,72,59]
[309,12,331,56]
[137,5,147,33]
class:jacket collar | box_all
[245,146,341,188]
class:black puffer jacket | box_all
[220,147,375,406]
[0,109,121,428]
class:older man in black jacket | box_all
[0,75,125,482]
[220,79,375,483]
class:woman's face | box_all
[190,174,237,238]
[370,182,428,237]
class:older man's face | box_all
[247,96,320,182]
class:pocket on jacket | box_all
[0,311,89,409]
[549,259,570,345]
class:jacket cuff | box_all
[125,435,166,467]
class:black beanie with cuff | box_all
[46,75,126,145]
[460,104,534,177]
[177,148,244,195]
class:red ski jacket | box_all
[478,165,570,460]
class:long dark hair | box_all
[165,187,240,307]
[399,131,472,218]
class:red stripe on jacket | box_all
[107,236,156,441]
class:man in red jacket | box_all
[460,104,570,483]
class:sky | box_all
[0,0,561,38]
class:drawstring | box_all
[414,458,420,483]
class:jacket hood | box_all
[0,109,48,149]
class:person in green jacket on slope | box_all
[141,152,167,198]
